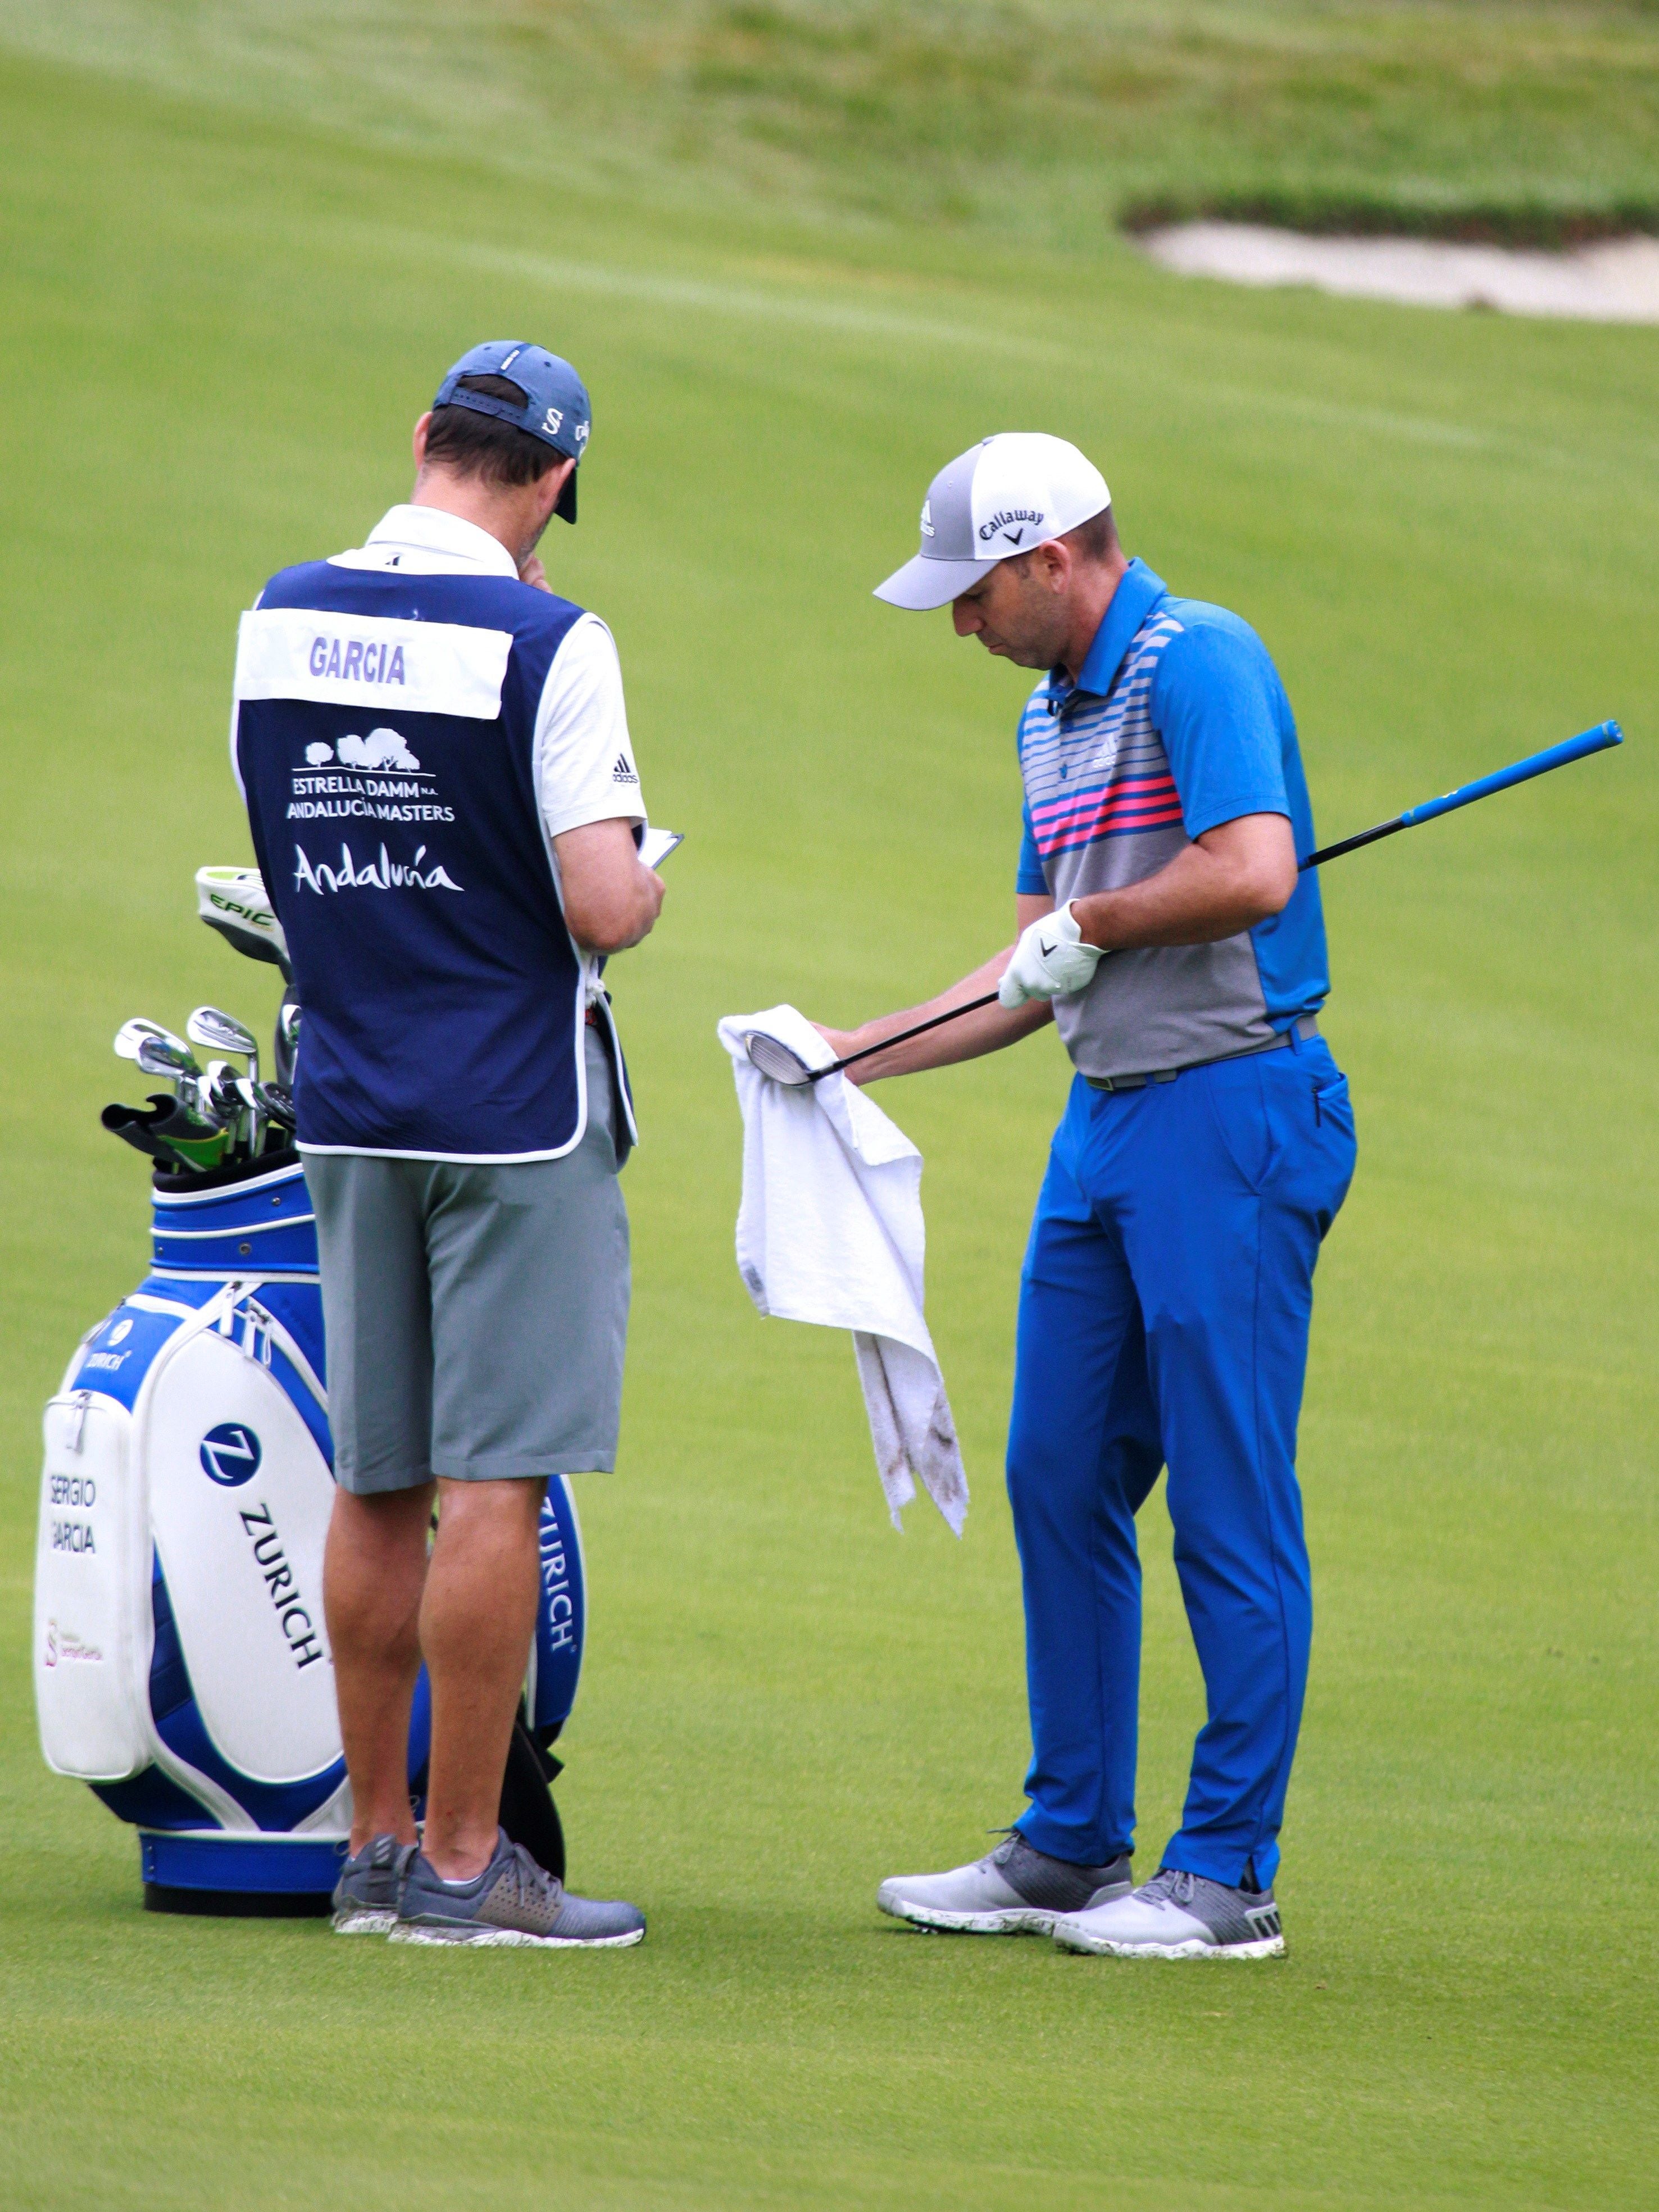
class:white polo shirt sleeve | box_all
[533,612,646,839]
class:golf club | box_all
[179,1070,233,1132]
[188,1005,261,1084]
[196,864,292,980]
[743,717,1625,1087]
[135,1034,203,1085]
[1300,719,1622,869]
[743,994,1003,1087]
[274,997,301,1089]
[116,1018,199,1073]
[229,1074,266,1157]
[253,1079,297,1132]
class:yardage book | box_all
[638,826,683,868]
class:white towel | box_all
[716,1005,969,1535]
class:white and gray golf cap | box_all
[874,433,1111,611]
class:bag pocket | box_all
[34,1392,151,1782]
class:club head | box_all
[116,1018,198,1073]
[743,1031,821,1086]
[274,995,301,1088]
[254,1080,296,1129]
[188,1005,261,1078]
[196,865,292,980]
[114,1017,166,1061]
[180,1072,232,1129]
[136,1034,202,1082]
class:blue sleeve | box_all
[1016,800,1047,894]
[1150,617,1292,840]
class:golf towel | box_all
[717,1006,969,1535]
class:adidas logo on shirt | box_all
[612,754,639,785]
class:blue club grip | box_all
[1400,721,1623,829]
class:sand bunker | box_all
[1140,223,1659,323]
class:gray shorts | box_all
[304,1029,629,1495]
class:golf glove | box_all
[998,902,1106,1008]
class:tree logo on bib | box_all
[200,1423,262,1487]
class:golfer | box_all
[816,435,1356,1957]
[233,343,661,1946]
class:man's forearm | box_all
[822,952,1052,1084]
[1071,814,1297,951]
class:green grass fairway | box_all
[2,31,1657,2212]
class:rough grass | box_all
[2,0,1657,248]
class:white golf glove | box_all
[998,901,1106,1008]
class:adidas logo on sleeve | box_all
[612,753,639,785]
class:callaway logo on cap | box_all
[874,433,1110,611]
[433,341,593,524]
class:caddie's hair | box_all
[422,373,565,488]
[1061,504,1120,564]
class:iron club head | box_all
[274,995,301,1088]
[230,1074,266,1158]
[188,1005,261,1084]
[117,1018,199,1073]
[135,1034,203,1084]
[253,1080,296,1130]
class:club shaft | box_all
[816,989,1003,1079]
[1301,720,1622,871]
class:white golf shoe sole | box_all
[878,1893,1059,1936]
[331,1907,398,1936]
[389,1922,646,1948]
[1054,1926,1285,1960]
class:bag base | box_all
[144,1883,333,1918]
[138,1828,346,1910]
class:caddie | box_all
[232,342,663,1947]
[811,434,1356,1958]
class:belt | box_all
[1084,1015,1320,1094]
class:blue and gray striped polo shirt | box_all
[1016,558,1329,1079]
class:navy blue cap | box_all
[432,342,591,523]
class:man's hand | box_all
[998,902,1106,1008]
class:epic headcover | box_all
[196,865,290,980]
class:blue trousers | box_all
[1007,1034,1356,1889]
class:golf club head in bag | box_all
[274,994,300,1090]
[120,1020,199,1077]
[196,866,290,980]
[188,1006,260,1084]
[135,1034,202,1085]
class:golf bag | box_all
[34,1148,587,1914]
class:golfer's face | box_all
[951,560,1052,668]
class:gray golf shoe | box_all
[878,1833,1133,1934]
[1053,1865,1285,1958]
[390,1828,646,1948]
[331,1833,417,1935]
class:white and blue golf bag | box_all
[34,1149,587,1914]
